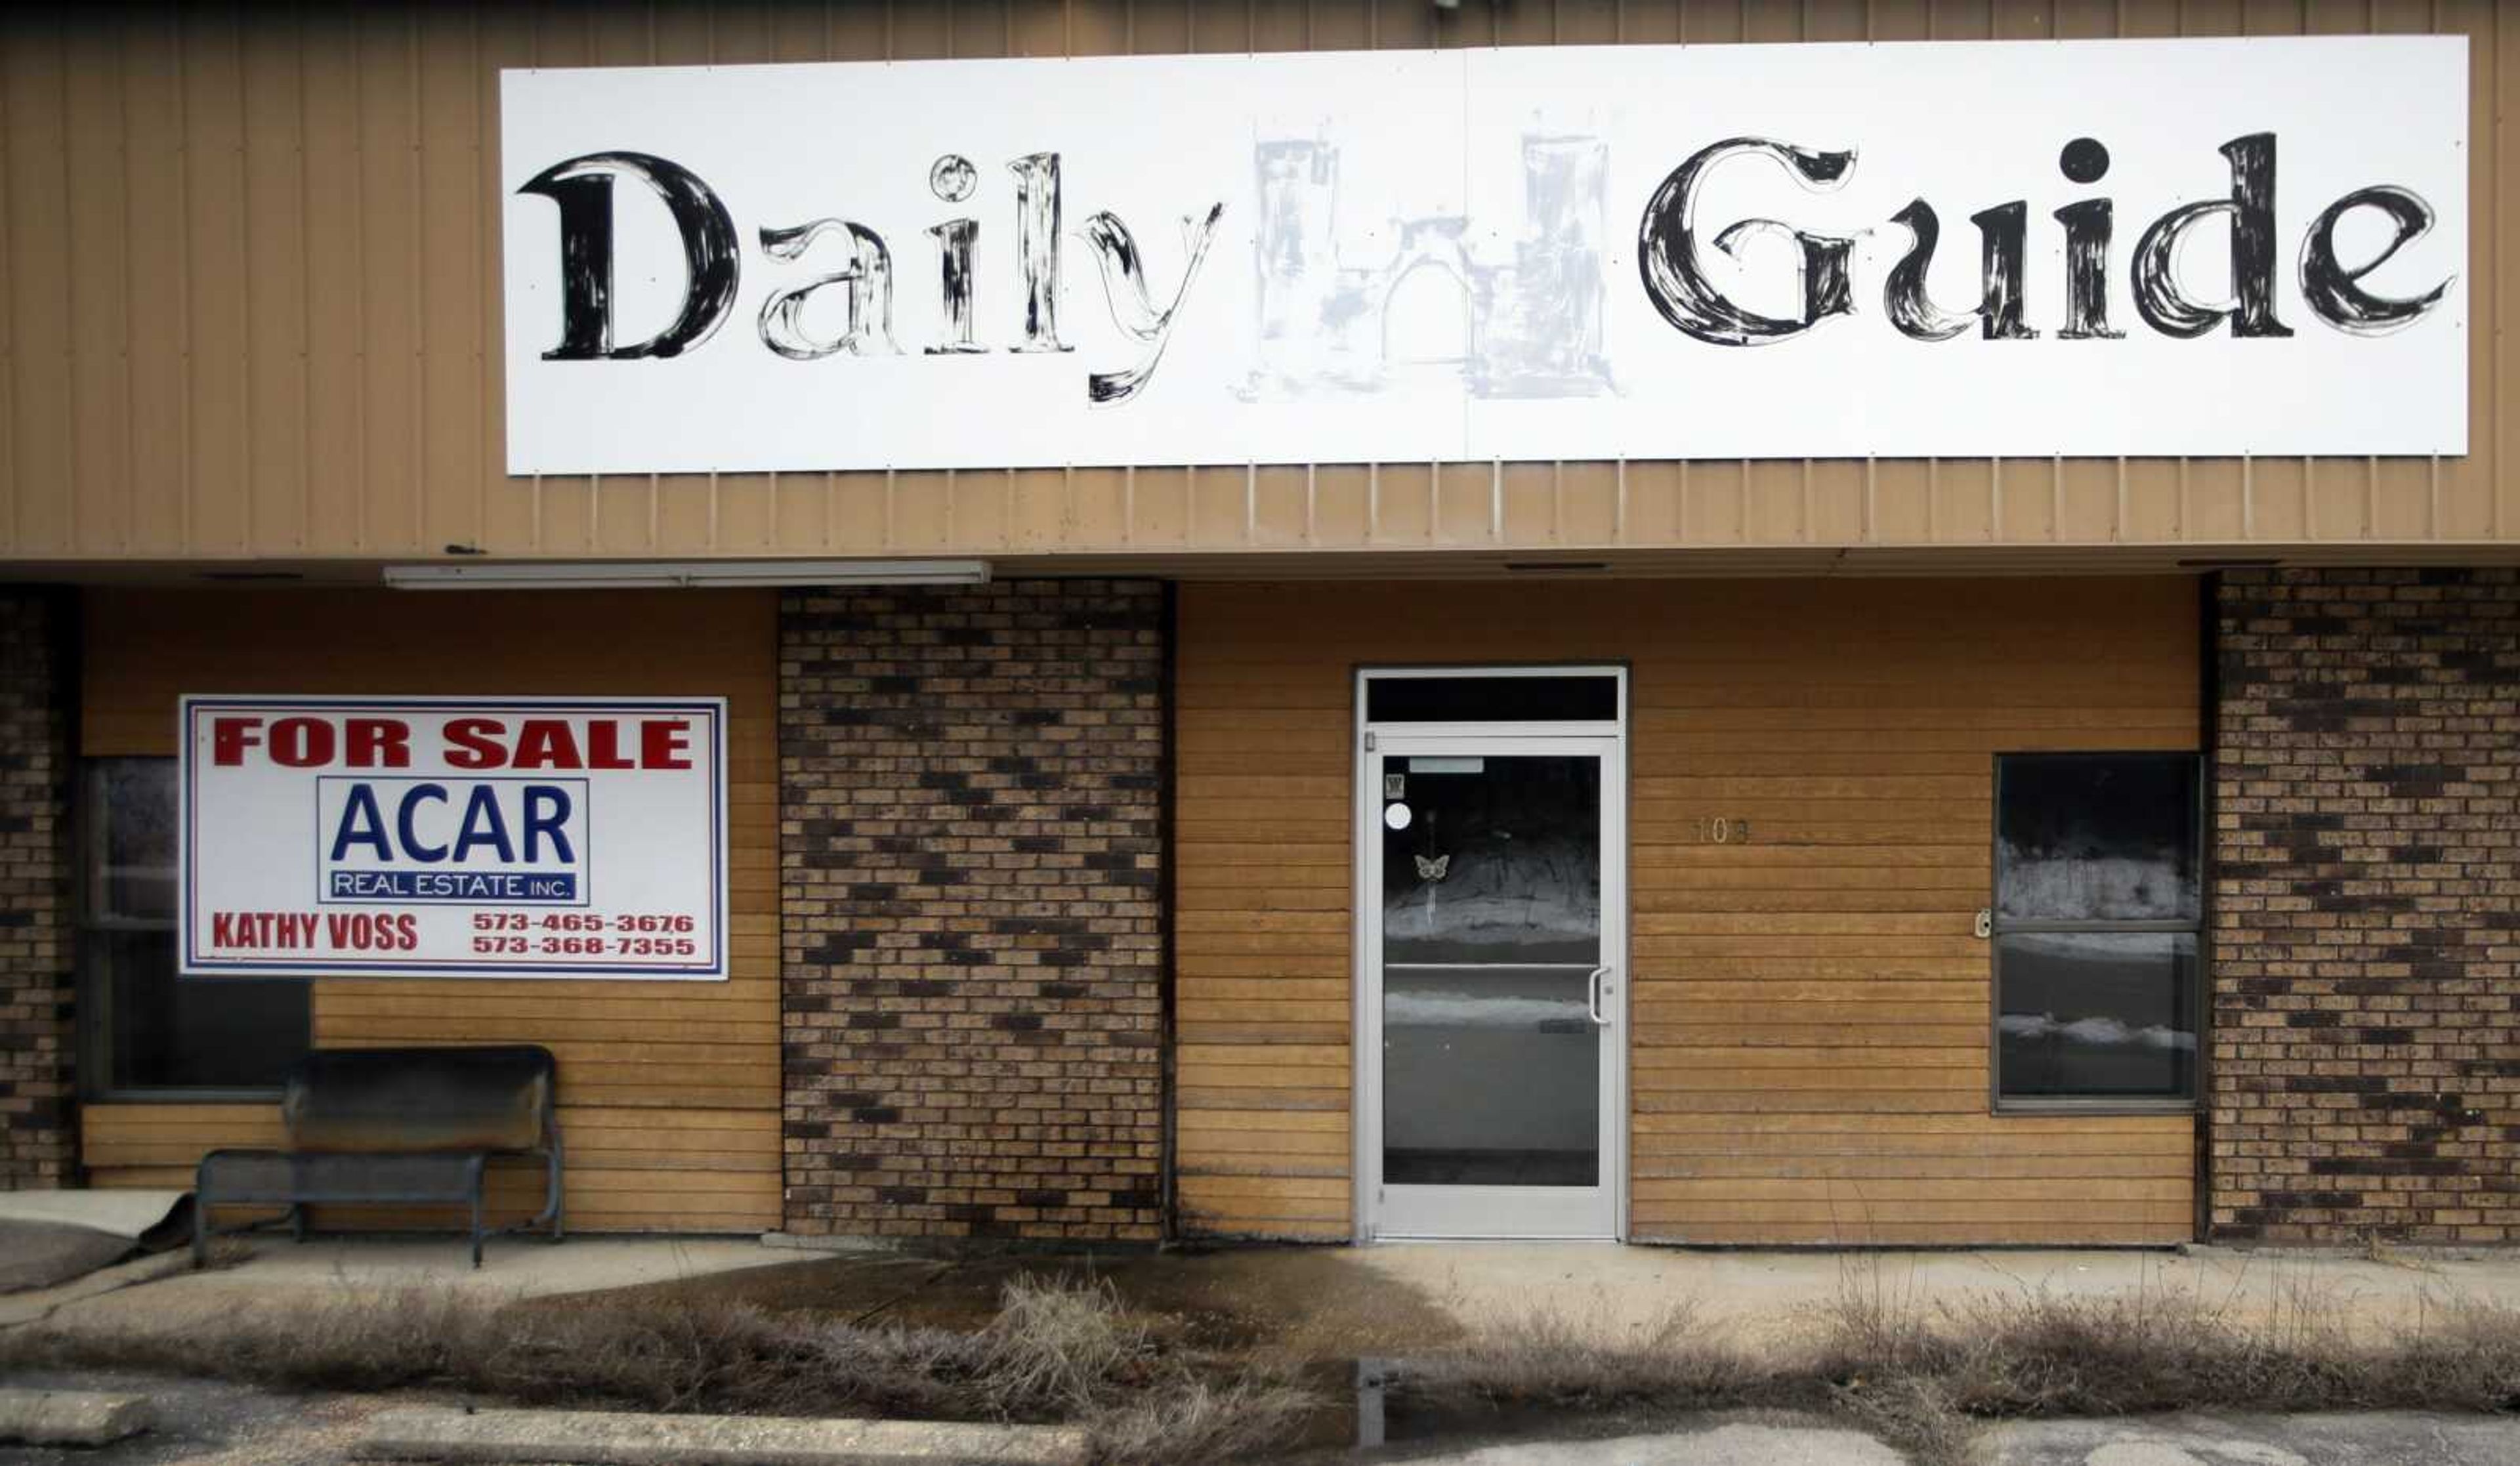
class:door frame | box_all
[1351,665,1630,1243]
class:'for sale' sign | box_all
[180,696,727,979]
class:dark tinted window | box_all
[1997,755,2198,922]
[1379,753,1603,1188]
[91,760,178,921]
[1993,753,2202,1105]
[1366,675,1618,723]
[87,929,311,1090]
[1996,932,2196,1100]
[79,759,308,1093]
[1379,755,1600,966]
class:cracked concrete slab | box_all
[353,1406,1087,1466]
[0,1388,155,1448]
[21,1236,804,1341]
[1384,1421,1906,1465]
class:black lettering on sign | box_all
[2300,186,2451,336]
[518,151,740,360]
[2132,133,2291,340]
[1636,137,1858,346]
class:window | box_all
[1364,672,1620,723]
[1993,753,2202,1106]
[78,759,309,1095]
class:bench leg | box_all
[192,1159,215,1270]
[469,1157,486,1270]
[549,1146,566,1244]
[289,1204,306,1244]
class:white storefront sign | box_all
[180,697,728,980]
[501,37,2467,471]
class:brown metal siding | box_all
[1,0,2511,565]
[1175,575,2201,1244]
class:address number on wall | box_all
[1692,818,1753,845]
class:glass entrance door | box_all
[1364,737,1624,1239]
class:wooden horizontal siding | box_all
[81,1102,780,1232]
[76,588,782,1234]
[0,0,2511,566]
[1175,576,2200,1245]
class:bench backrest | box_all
[281,1045,556,1155]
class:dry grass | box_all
[1408,1260,2520,1466]
[196,1238,259,1272]
[1089,1373,1322,1466]
[1412,1296,1757,1408]
[1825,1372,1980,1466]
[1814,1261,2520,1419]
[9,1257,2518,1466]
[0,1274,1312,1466]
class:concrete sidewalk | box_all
[2,1234,800,1336]
[131,1234,797,1298]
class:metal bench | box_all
[193,1045,564,1270]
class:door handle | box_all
[1586,965,1614,1027]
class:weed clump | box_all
[1413,1297,1755,1408]
[1406,1263,2520,1466]
[1811,1268,2520,1423]
[0,1274,1311,1466]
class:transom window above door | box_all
[1361,669,1622,727]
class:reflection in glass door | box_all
[1363,728,1624,1240]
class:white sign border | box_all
[499,35,2471,472]
[177,694,731,981]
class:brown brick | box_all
[2210,569,2520,1245]
[0,590,72,1191]
[778,581,1165,1244]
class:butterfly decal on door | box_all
[1414,853,1450,882]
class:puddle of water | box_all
[1289,1358,1597,1454]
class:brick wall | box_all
[2212,568,2519,1244]
[778,580,1167,1243]
[0,590,73,1190]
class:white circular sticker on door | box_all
[1383,802,1412,831]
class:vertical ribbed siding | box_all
[0,0,2508,562]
